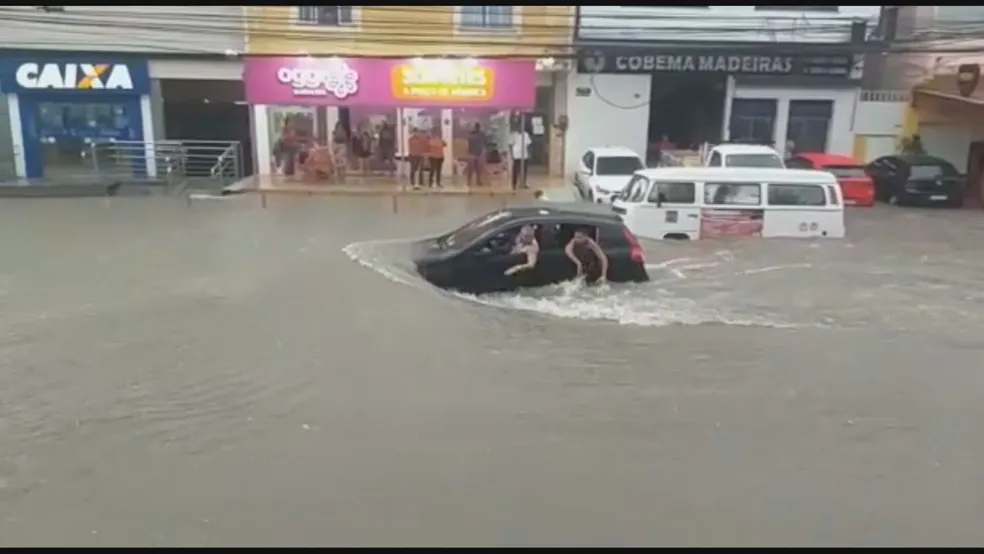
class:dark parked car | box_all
[411,205,650,295]
[865,154,965,207]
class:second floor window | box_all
[460,6,516,29]
[298,6,354,26]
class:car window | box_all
[581,151,595,171]
[647,181,696,204]
[767,184,827,206]
[823,165,866,179]
[553,223,599,250]
[444,210,513,248]
[725,153,785,168]
[619,175,649,202]
[708,152,722,167]
[629,178,649,202]
[909,163,957,179]
[785,157,814,169]
[705,183,762,206]
[595,156,644,176]
[826,185,840,206]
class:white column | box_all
[721,75,735,142]
[139,94,157,178]
[325,107,339,142]
[7,94,25,178]
[773,94,791,156]
[253,104,271,176]
[441,108,453,176]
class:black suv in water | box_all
[866,154,965,207]
[411,205,649,295]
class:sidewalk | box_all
[227,174,572,198]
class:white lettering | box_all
[14,62,135,90]
[612,54,795,75]
[277,61,359,100]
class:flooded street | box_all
[1,195,983,546]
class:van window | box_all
[647,181,696,204]
[826,185,840,205]
[708,152,722,167]
[705,183,762,206]
[620,175,649,202]
[767,184,827,206]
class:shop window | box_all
[785,99,833,153]
[297,6,355,26]
[459,6,517,30]
[729,98,777,145]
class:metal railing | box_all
[88,139,243,194]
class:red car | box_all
[786,153,876,207]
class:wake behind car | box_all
[412,205,649,295]
[865,154,965,207]
[573,146,646,203]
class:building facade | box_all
[0,7,248,180]
[245,5,574,179]
[568,5,880,174]
[865,6,984,204]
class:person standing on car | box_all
[564,229,609,284]
[505,225,539,276]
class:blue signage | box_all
[0,56,149,95]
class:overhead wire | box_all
[3,7,984,56]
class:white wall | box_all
[920,123,984,172]
[578,6,880,43]
[733,84,858,158]
[564,73,651,176]
[149,59,244,81]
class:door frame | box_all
[20,93,144,179]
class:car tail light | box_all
[623,228,644,263]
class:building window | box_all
[729,99,777,146]
[297,6,354,26]
[754,6,839,11]
[785,100,833,153]
[460,6,516,29]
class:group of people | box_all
[504,225,609,284]
[273,115,534,189]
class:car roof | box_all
[632,167,838,184]
[586,146,642,158]
[710,143,781,155]
[889,154,954,166]
[504,203,623,224]
[795,152,860,166]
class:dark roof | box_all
[507,203,622,223]
[894,154,953,166]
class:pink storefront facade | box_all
[246,56,538,177]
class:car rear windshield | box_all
[725,153,784,168]
[824,165,867,179]
[443,210,512,248]
[909,163,958,180]
[596,156,644,176]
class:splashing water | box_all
[342,238,806,329]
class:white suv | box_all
[573,146,645,203]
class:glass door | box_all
[35,100,139,180]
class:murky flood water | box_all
[1,195,983,546]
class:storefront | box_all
[244,56,536,179]
[0,54,152,180]
[567,45,861,173]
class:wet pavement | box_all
[1,195,984,546]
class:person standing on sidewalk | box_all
[407,128,427,190]
[509,125,531,190]
[466,123,486,188]
[426,130,447,189]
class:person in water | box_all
[505,225,539,276]
[565,229,609,283]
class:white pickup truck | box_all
[701,143,786,169]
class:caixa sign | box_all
[1,60,150,94]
